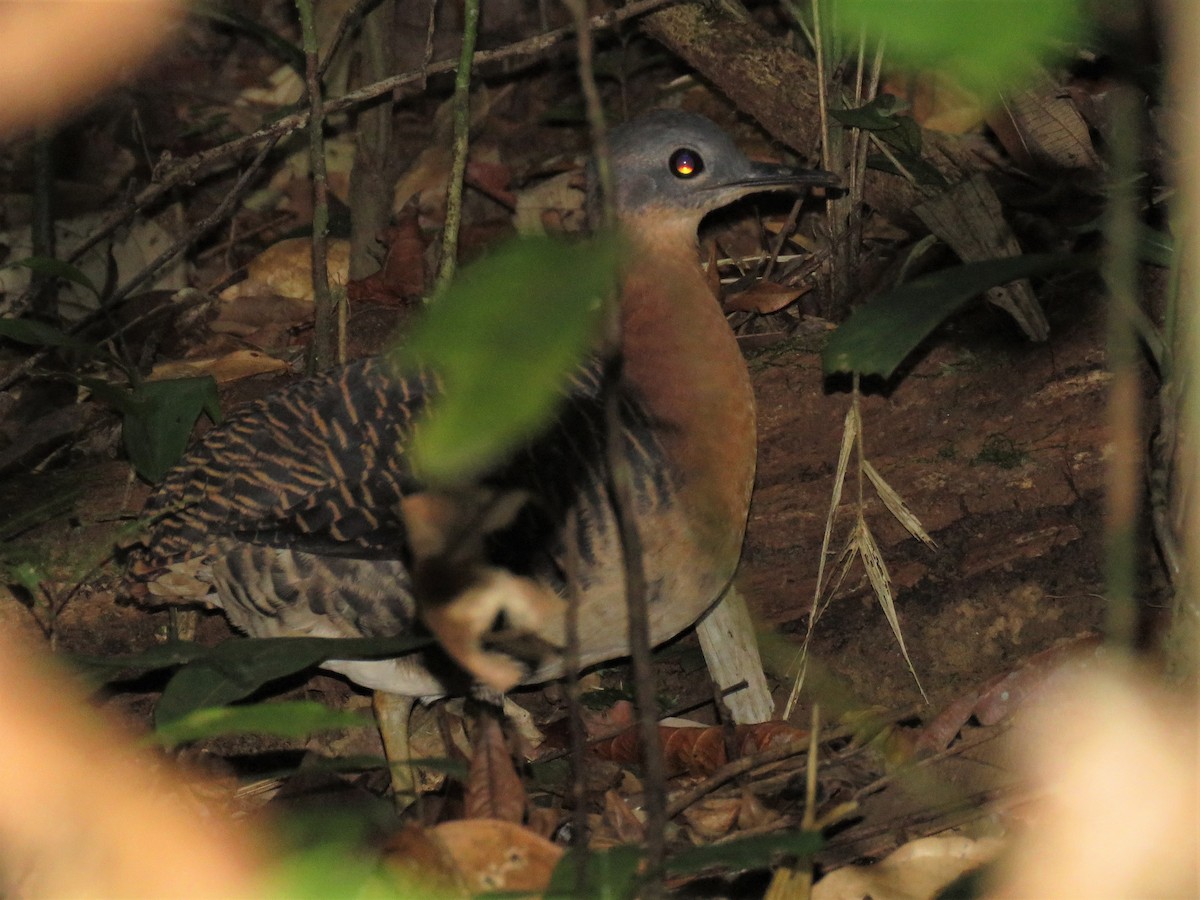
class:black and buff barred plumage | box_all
[125,110,837,701]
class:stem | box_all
[433,0,480,295]
[295,0,334,374]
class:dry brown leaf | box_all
[603,788,647,844]
[723,282,809,315]
[580,698,635,741]
[210,294,313,335]
[347,216,428,306]
[812,835,1004,900]
[990,72,1102,171]
[432,819,563,895]
[592,722,808,777]
[681,796,740,840]
[736,790,781,831]
[917,632,1104,753]
[513,169,587,236]
[463,714,526,824]
[149,350,290,384]
[219,237,351,303]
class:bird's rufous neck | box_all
[616,214,757,569]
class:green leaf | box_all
[828,94,907,131]
[122,377,223,483]
[152,700,369,748]
[8,256,99,297]
[0,316,94,353]
[70,639,212,674]
[155,634,433,726]
[837,0,1085,95]
[546,845,643,900]
[665,830,823,875]
[823,253,1089,378]
[397,234,618,486]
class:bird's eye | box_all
[669,148,703,179]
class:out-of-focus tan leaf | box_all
[990,72,1102,170]
[916,632,1104,753]
[463,714,526,823]
[149,350,290,384]
[219,237,351,303]
[881,71,986,135]
[432,819,563,895]
[812,835,1003,900]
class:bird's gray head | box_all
[587,110,838,226]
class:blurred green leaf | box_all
[121,377,223,483]
[153,700,369,748]
[398,234,618,485]
[837,0,1085,94]
[155,634,433,726]
[823,253,1088,378]
[547,845,642,900]
[8,256,99,297]
[0,316,94,353]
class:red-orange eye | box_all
[670,148,703,178]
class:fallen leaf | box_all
[432,819,563,894]
[219,237,351,303]
[723,281,809,315]
[148,349,291,384]
[464,714,526,824]
[810,835,1003,900]
[592,722,808,777]
[681,796,740,840]
[603,789,646,844]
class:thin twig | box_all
[433,0,480,294]
[0,0,679,320]
[295,0,335,374]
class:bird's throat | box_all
[618,235,757,571]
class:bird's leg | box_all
[372,690,418,809]
[695,586,774,724]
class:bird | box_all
[125,109,837,787]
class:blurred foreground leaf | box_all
[153,700,369,748]
[398,234,618,485]
[837,0,1085,94]
[823,254,1087,378]
[155,634,432,726]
